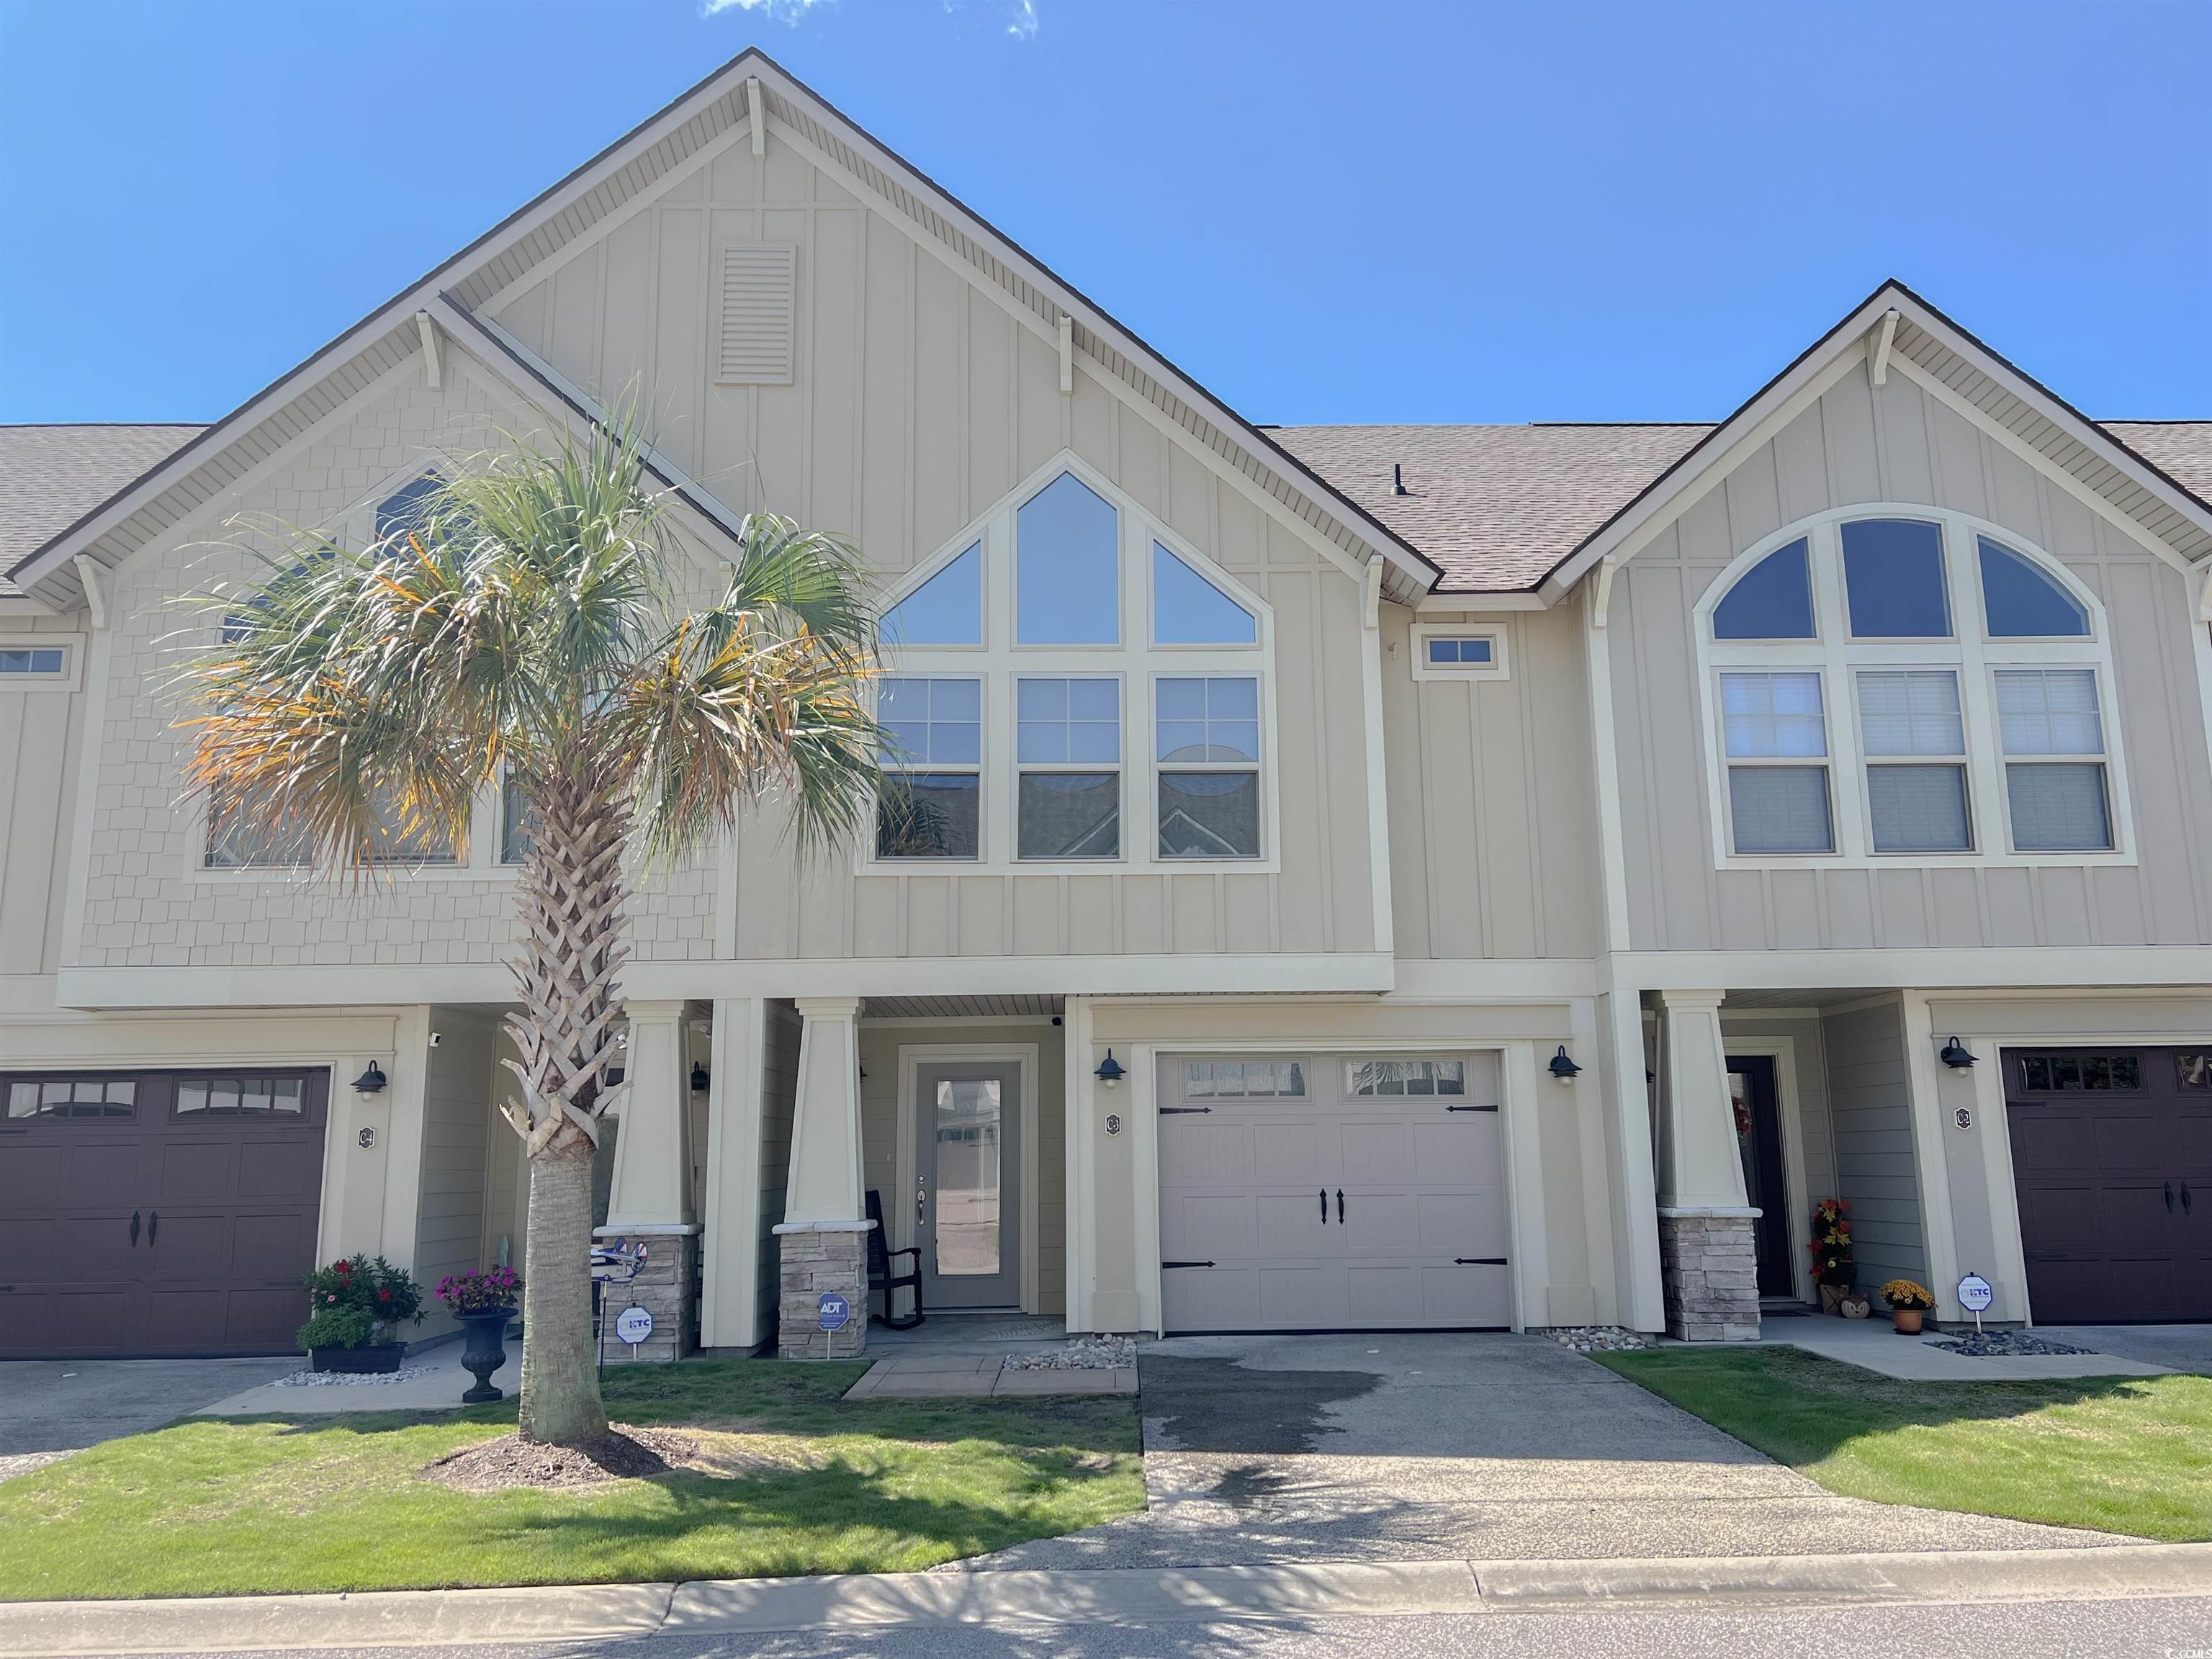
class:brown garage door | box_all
[0,1069,329,1358]
[2005,1047,2212,1325]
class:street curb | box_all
[4,1545,2208,1652]
[0,1583,675,1657]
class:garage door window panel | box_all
[7,1077,137,1119]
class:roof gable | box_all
[1538,280,2212,599]
[7,50,1438,612]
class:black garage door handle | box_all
[1336,1189,1344,1225]
[2170,1182,2177,1213]
[148,1210,158,1246]
[2185,1184,2194,1216]
[130,1210,140,1246]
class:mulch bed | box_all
[422,1425,698,1491]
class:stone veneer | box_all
[590,1228,698,1364]
[775,1223,872,1361]
[1657,1208,1761,1342]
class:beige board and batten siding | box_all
[1380,602,1601,961]
[856,1018,1066,1317]
[490,136,1380,967]
[63,361,719,981]
[1820,999,1926,1295]
[412,1007,499,1339]
[0,613,89,979]
[1607,360,2212,953]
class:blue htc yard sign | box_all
[818,1292,850,1331]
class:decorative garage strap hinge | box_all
[1445,1103,1499,1112]
[1453,1257,1509,1267]
[1161,1260,1215,1269]
[1159,1105,1212,1115]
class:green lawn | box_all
[1597,1345,2212,1542]
[0,1360,1143,1601]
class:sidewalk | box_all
[4,1544,2206,1654]
[1752,1318,2172,1382]
[197,1347,518,1417]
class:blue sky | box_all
[2,1,2206,427]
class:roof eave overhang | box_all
[1536,280,2212,608]
[11,48,1442,611]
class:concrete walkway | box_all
[1758,1317,2175,1380]
[966,1333,2144,1570]
[845,1352,1137,1398]
[197,1345,516,1417]
[4,1543,2207,1655]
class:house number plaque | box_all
[1953,1107,1972,1130]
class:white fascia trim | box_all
[1540,284,2212,601]
[1388,959,1599,999]
[55,953,1398,1010]
[1610,945,2212,993]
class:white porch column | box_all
[598,998,698,1361]
[698,996,764,1352]
[605,1000,693,1227]
[1651,989,1760,1341]
[773,996,870,1359]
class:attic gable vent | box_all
[716,244,796,385]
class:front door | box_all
[1727,1056,1796,1299]
[912,1062,1022,1310]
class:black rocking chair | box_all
[864,1189,924,1330]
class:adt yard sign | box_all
[818,1292,850,1331]
[614,1305,655,1347]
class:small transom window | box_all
[1347,1059,1466,1097]
[7,1077,135,1118]
[1184,1060,1306,1097]
[2015,1053,2142,1092]
[0,647,66,676]
[176,1076,305,1115]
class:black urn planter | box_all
[310,1342,405,1374]
[455,1309,516,1403]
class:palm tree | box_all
[176,418,881,1446]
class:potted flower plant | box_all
[1881,1278,1935,1334]
[1808,1199,1855,1313]
[298,1255,424,1371]
[436,1267,522,1403]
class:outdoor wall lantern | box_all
[1095,1050,1126,1089]
[1940,1036,1977,1070]
[1548,1046,1582,1084]
[351,1061,388,1095]
[690,1061,711,1092]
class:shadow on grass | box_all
[192,1358,1138,1455]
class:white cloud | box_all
[1006,0,1037,39]
[701,0,824,19]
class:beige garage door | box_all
[1156,1053,1511,1332]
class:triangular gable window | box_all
[882,541,982,646]
[376,473,444,544]
[1152,543,1256,645]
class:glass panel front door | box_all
[913,1061,1022,1308]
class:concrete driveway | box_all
[970,1333,2139,1569]
[0,1357,296,1478]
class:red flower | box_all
[378,1288,390,1301]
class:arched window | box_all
[1699,508,2125,866]
[871,458,1272,869]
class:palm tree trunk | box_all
[503,770,630,1446]
[518,1145,607,1444]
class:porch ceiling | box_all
[860,994,1064,1021]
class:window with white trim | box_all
[1699,508,2126,865]
[876,676,982,859]
[871,457,1272,869]
[0,647,66,677]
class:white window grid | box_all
[864,451,1279,873]
[1015,674,1123,861]
[1696,505,2131,868]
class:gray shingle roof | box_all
[1273,419,2212,591]
[4,418,2204,601]
[1,424,204,596]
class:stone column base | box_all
[1657,1208,1761,1341]
[591,1227,700,1363]
[774,1221,871,1360]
